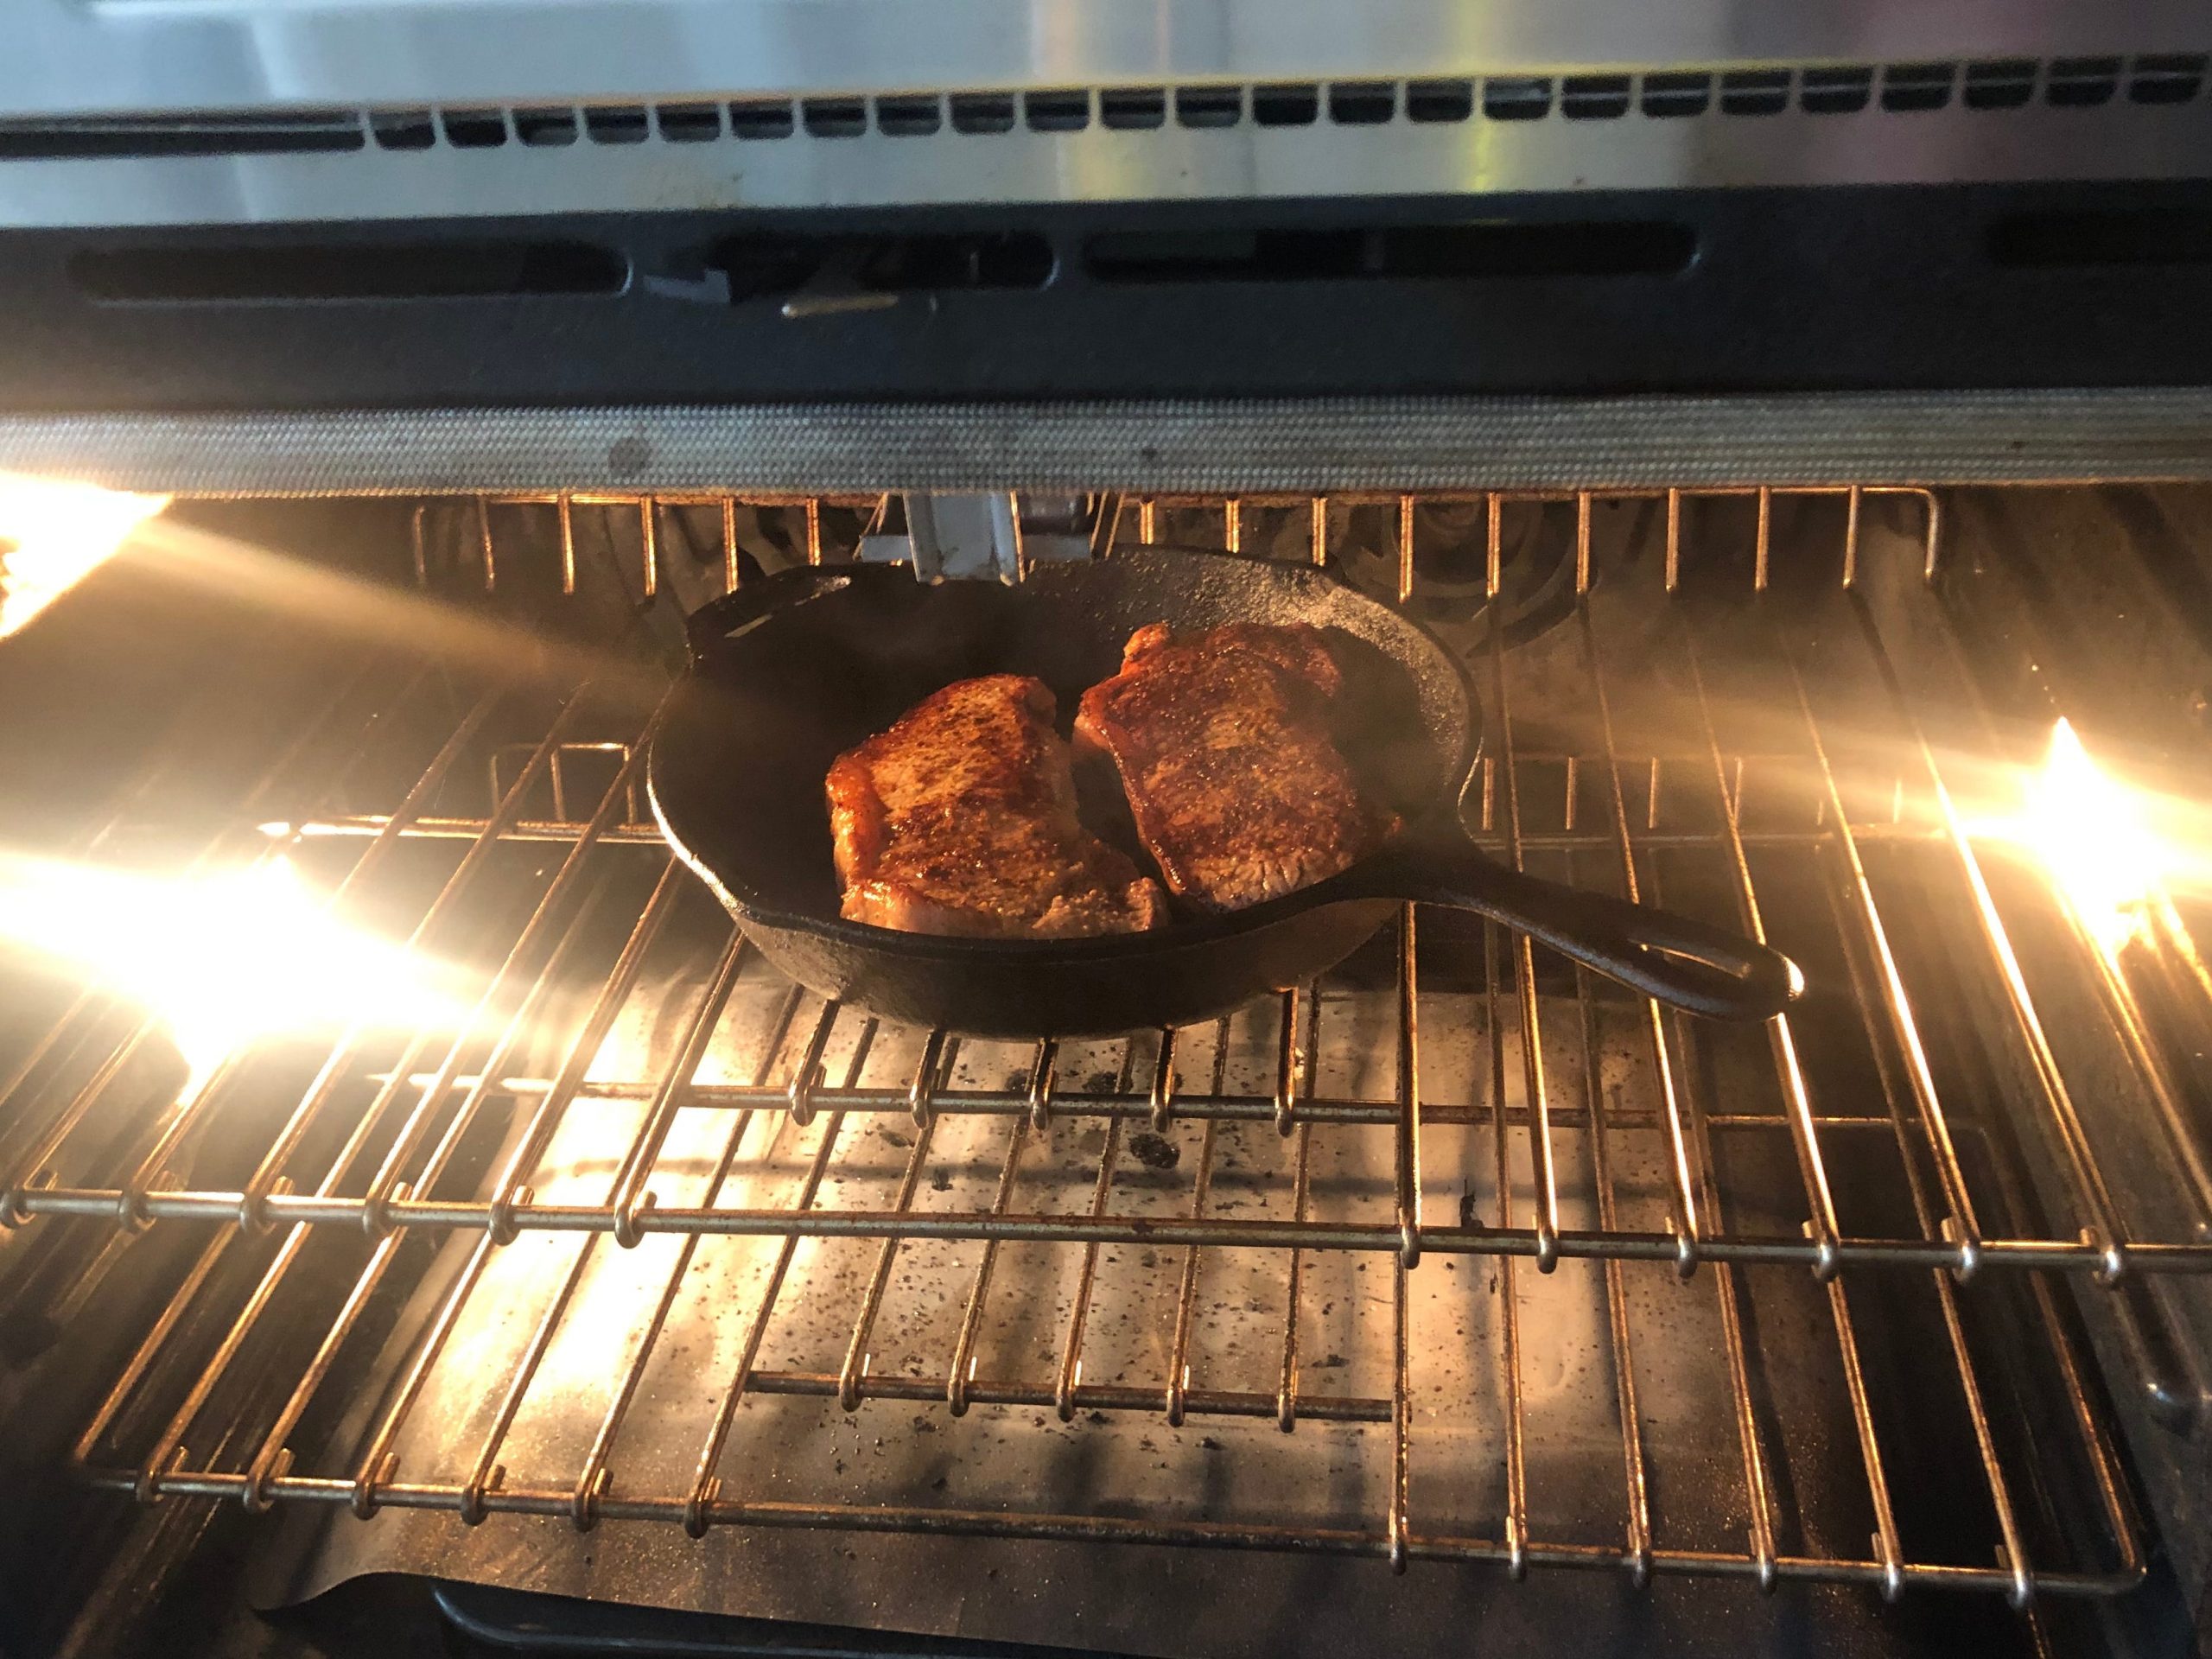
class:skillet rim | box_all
[645,547,1483,963]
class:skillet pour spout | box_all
[650,551,1803,1039]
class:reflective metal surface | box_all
[2,0,2209,224]
[3,97,2210,226]
[7,0,2206,111]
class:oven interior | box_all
[1,482,2209,1659]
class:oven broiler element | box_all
[0,486,2203,1634]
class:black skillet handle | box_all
[1347,839,1802,1021]
[684,567,862,662]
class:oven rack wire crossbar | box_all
[0,484,2188,1602]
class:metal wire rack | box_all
[0,483,2200,1605]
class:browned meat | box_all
[1075,623,1396,910]
[827,674,1167,938]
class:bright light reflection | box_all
[2012,719,2166,955]
[0,851,470,1090]
[0,474,171,638]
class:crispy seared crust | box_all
[1075,624,1394,910]
[826,674,1167,938]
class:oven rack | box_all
[56,925,2147,1607]
[2,483,2190,1604]
[58,922,2147,1606]
[77,1240,2149,1607]
[5,486,2209,1283]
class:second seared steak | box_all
[828,674,1167,938]
[1076,623,1395,910]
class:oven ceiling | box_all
[2,0,2208,225]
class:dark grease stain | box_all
[1128,1131,1180,1171]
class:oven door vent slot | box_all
[1084,220,1696,284]
[0,108,365,159]
[68,239,631,302]
[1988,208,2212,268]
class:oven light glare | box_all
[2018,719,2164,956]
[0,474,171,638]
[0,850,470,1090]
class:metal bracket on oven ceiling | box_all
[865,493,1091,583]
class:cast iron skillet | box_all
[648,549,1801,1038]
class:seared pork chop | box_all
[827,674,1167,938]
[1075,623,1395,910]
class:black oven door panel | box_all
[2,181,2212,409]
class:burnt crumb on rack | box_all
[1127,1130,1181,1169]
